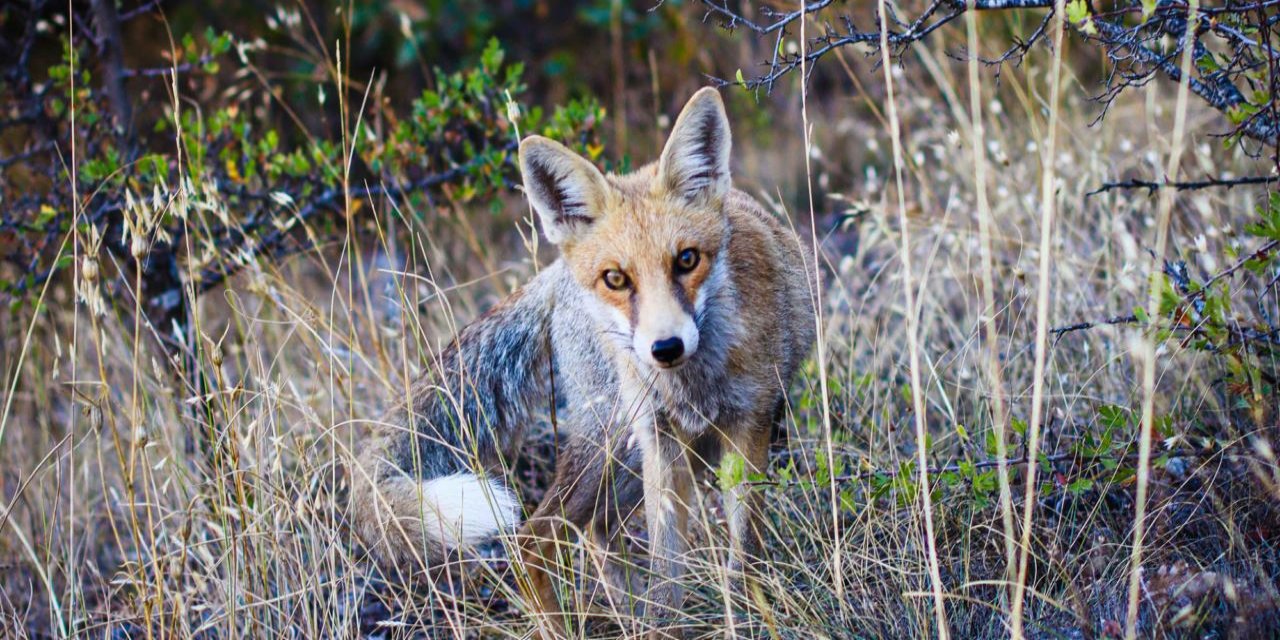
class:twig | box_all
[90,0,133,140]
[1049,314,1139,337]
[1050,240,1280,350]
[1087,174,1280,196]
[701,0,836,34]
[191,141,517,295]
[749,449,1195,488]
[704,1,1280,146]
[0,141,57,168]
[121,56,216,78]
[1200,238,1280,293]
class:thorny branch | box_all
[0,2,532,331]
[1088,175,1280,195]
[702,0,1280,151]
[1050,314,1140,338]
[0,2,558,459]
[753,446,1204,490]
[190,145,517,297]
[1051,239,1280,358]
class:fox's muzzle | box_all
[634,304,699,370]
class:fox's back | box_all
[721,188,817,382]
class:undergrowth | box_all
[2,2,1279,638]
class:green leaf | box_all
[815,452,829,486]
[480,37,504,72]
[839,488,857,512]
[973,470,997,495]
[34,205,58,227]
[1066,0,1097,34]
[985,429,999,455]
[1011,418,1028,437]
[1141,0,1157,21]
[1098,404,1127,432]
[735,68,746,86]
[719,452,747,491]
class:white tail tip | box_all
[419,473,520,548]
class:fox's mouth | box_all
[652,357,689,371]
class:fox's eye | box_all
[602,269,630,291]
[675,248,700,273]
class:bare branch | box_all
[90,0,133,141]
[1050,315,1140,338]
[704,0,1280,147]
[1088,175,1280,195]
[190,143,518,296]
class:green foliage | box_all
[1065,0,1097,35]
[718,451,747,491]
[1245,193,1280,241]
[3,14,605,313]
[1130,191,1280,426]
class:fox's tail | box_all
[352,470,522,565]
[350,266,561,566]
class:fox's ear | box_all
[658,87,732,206]
[520,136,611,245]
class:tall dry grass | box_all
[2,6,1279,639]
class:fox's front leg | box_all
[721,418,772,573]
[639,421,693,638]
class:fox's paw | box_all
[438,536,515,590]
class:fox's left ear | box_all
[658,87,732,207]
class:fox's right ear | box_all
[519,136,611,245]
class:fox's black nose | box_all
[651,337,685,365]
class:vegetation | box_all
[2,0,1279,638]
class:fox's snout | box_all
[631,283,701,369]
[636,314,699,369]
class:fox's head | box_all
[519,88,733,371]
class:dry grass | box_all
[3,11,1280,640]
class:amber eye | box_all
[675,248,700,273]
[603,269,630,291]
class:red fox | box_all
[351,88,816,637]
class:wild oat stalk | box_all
[1010,0,1068,634]
[1126,1,1200,637]
[964,0,1018,604]
[875,0,949,635]
[796,0,843,603]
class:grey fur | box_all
[354,197,815,596]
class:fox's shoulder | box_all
[723,188,807,267]
[722,188,814,320]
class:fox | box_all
[350,87,817,637]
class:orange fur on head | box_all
[520,88,735,367]
[564,182,726,329]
